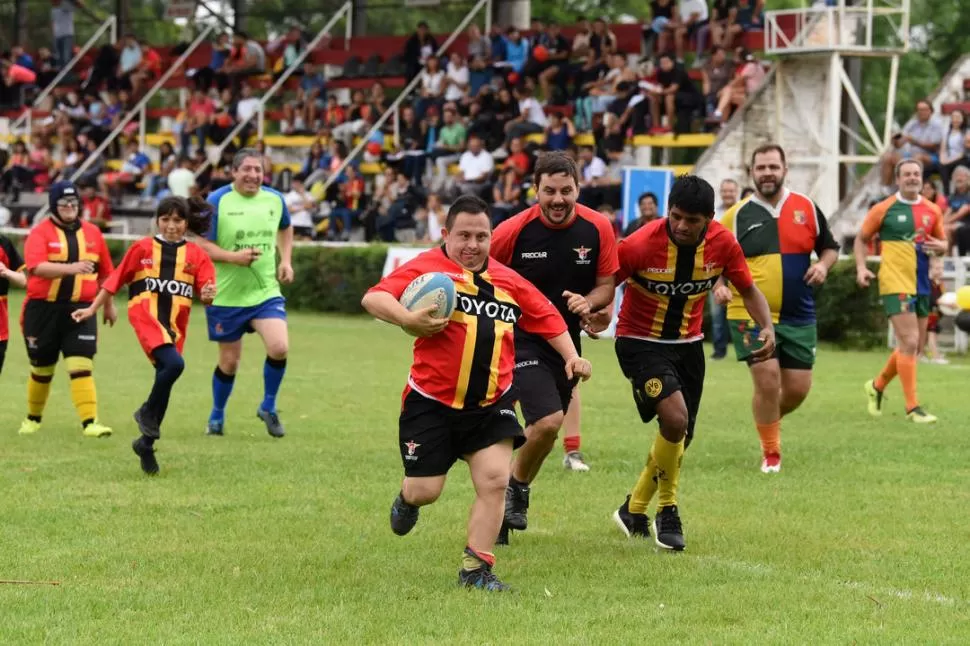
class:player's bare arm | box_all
[0,261,26,289]
[193,236,261,267]
[30,260,95,278]
[563,273,615,318]
[803,248,839,286]
[277,226,295,284]
[712,276,732,305]
[737,283,776,361]
[546,331,592,381]
[852,231,876,288]
[71,287,114,324]
[361,291,449,338]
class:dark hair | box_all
[533,150,580,187]
[750,143,786,168]
[741,187,755,199]
[668,175,715,217]
[638,191,658,205]
[232,147,263,171]
[156,196,211,236]
[445,195,490,229]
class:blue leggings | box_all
[145,345,185,430]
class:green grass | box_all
[2,292,970,644]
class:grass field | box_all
[2,291,970,644]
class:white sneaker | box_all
[563,451,590,472]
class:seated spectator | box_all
[0,140,33,193]
[220,32,266,91]
[331,89,372,147]
[323,94,346,129]
[285,175,318,240]
[503,27,530,76]
[444,52,470,106]
[208,88,237,145]
[272,26,306,77]
[142,141,177,198]
[530,20,571,102]
[130,40,162,96]
[455,134,494,200]
[326,163,365,240]
[490,87,519,150]
[166,155,197,198]
[235,84,261,145]
[944,167,970,255]
[115,34,142,92]
[505,81,547,145]
[26,135,53,188]
[361,167,400,241]
[599,203,621,236]
[416,192,445,242]
[706,0,740,51]
[701,46,733,117]
[922,178,947,212]
[430,105,467,189]
[578,144,620,207]
[33,47,59,89]
[79,181,111,230]
[80,41,121,97]
[677,0,710,61]
[734,0,765,35]
[503,136,530,178]
[98,138,150,199]
[416,55,445,120]
[301,140,329,187]
[391,105,427,185]
[624,191,660,237]
[712,48,763,124]
[283,62,326,133]
[576,52,635,130]
[466,24,492,95]
[10,45,32,72]
[879,99,943,187]
[650,52,703,134]
[545,111,578,152]
[938,109,967,194]
[180,88,216,153]
[404,21,438,82]
[194,33,231,91]
[491,167,523,225]
[253,139,274,186]
[0,54,37,108]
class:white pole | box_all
[883,54,899,147]
[139,105,146,151]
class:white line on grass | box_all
[697,555,960,607]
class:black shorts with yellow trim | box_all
[398,388,525,478]
[615,336,705,448]
[21,300,97,366]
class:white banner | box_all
[381,245,430,277]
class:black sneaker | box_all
[133,406,160,439]
[612,494,651,538]
[458,550,510,592]
[389,493,419,536]
[256,408,285,438]
[653,505,686,551]
[504,480,530,531]
[132,437,159,475]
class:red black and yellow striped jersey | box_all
[24,218,114,303]
[368,247,567,410]
[616,218,753,342]
[720,189,839,324]
[860,193,944,296]
[102,236,216,354]
[0,235,25,341]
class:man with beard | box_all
[489,151,619,538]
[362,195,591,590]
[855,159,945,424]
[715,145,840,473]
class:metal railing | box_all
[10,15,118,136]
[319,0,491,195]
[31,24,217,224]
[195,1,354,180]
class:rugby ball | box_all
[938,291,960,317]
[399,272,457,319]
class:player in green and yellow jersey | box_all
[854,159,945,423]
[198,148,295,437]
[716,145,840,473]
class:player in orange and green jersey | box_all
[854,159,947,424]
[717,144,840,473]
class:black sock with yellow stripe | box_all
[65,356,97,426]
[27,365,56,422]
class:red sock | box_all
[564,435,580,453]
[466,547,495,566]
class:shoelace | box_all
[476,569,506,591]
[658,509,682,534]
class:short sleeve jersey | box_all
[720,189,839,324]
[367,247,567,410]
[102,236,216,354]
[860,193,944,296]
[24,219,114,304]
[0,236,25,341]
[206,184,292,308]
[617,218,752,341]
[490,203,619,345]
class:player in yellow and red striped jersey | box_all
[363,195,591,592]
[587,175,775,552]
[18,181,116,438]
[0,234,27,376]
[73,197,217,474]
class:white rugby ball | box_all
[399,272,457,319]
[938,291,960,317]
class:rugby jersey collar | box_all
[154,234,187,247]
[894,191,921,205]
[748,187,791,218]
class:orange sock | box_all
[896,353,919,411]
[756,420,781,455]
[873,351,898,392]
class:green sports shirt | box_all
[205,184,292,307]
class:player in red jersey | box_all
[18,181,116,438]
[490,151,619,535]
[363,195,592,591]
[590,175,775,551]
[0,234,27,376]
[73,197,217,474]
